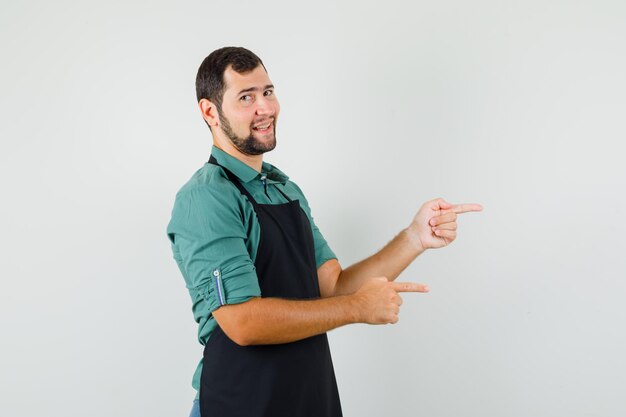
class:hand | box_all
[407,198,483,250]
[353,277,429,325]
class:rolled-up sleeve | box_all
[168,185,261,316]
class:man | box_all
[167,46,482,417]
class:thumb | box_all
[435,198,452,210]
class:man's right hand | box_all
[352,277,429,324]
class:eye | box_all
[240,95,252,102]
[264,90,274,97]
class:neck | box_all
[213,137,263,172]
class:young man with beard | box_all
[167,46,482,417]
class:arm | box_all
[213,295,357,346]
[213,279,428,346]
[319,198,483,298]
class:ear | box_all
[199,99,220,128]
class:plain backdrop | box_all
[1,1,625,416]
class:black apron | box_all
[200,156,343,417]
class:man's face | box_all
[217,64,280,156]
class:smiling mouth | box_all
[252,121,273,133]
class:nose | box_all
[255,96,275,117]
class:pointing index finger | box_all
[451,203,483,214]
[391,282,430,293]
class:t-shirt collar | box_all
[210,145,289,184]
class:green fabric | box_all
[166,145,337,395]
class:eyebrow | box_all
[236,84,274,95]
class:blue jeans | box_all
[189,399,200,417]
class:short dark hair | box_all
[195,46,266,113]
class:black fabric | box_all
[200,156,342,417]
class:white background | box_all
[1,1,625,416]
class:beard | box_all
[219,112,277,156]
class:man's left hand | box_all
[407,198,483,251]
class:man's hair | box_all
[195,46,266,118]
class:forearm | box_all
[214,294,359,346]
[334,227,424,296]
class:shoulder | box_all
[168,163,249,237]
[176,163,227,192]
[172,163,243,212]
[177,163,238,197]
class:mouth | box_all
[252,121,273,134]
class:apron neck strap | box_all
[208,155,259,207]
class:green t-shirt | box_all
[166,146,337,395]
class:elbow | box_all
[324,271,343,298]
[318,259,343,297]
[213,303,257,346]
[222,323,255,346]
[227,326,254,346]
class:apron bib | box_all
[200,156,343,417]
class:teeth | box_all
[255,124,270,130]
